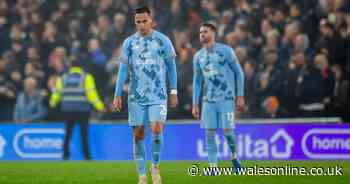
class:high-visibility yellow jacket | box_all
[49,67,105,112]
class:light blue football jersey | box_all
[192,43,244,104]
[115,30,177,105]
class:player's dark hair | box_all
[201,22,217,33]
[134,6,151,15]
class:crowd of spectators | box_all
[1,0,350,122]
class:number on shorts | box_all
[160,105,167,115]
[226,112,235,122]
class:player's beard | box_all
[139,28,147,35]
[200,36,209,44]
[200,36,214,46]
[139,27,152,36]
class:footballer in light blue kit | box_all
[112,6,178,184]
[192,23,245,171]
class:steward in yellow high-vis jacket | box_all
[50,58,105,160]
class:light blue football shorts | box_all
[201,100,235,129]
[128,102,167,126]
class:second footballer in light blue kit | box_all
[192,23,245,171]
[112,6,178,184]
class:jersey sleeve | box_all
[114,63,128,97]
[162,35,177,90]
[119,38,131,65]
[162,35,177,60]
[227,47,245,97]
[114,38,131,97]
[192,53,203,105]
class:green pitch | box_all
[0,160,349,184]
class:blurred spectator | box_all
[200,0,220,21]
[26,46,42,66]
[255,49,284,100]
[48,46,67,75]
[341,13,350,78]
[168,0,188,32]
[173,31,190,53]
[217,10,234,41]
[271,6,287,34]
[10,39,26,71]
[109,13,129,49]
[25,46,45,86]
[96,14,114,56]
[174,45,193,118]
[0,1,10,54]
[253,71,273,114]
[330,64,350,121]
[313,53,335,103]
[280,21,302,61]
[293,33,311,56]
[0,57,17,121]
[289,3,302,21]
[76,0,97,29]
[88,38,108,67]
[10,23,26,42]
[0,13,10,54]
[264,30,280,53]
[260,96,288,118]
[260,19,274,39]
[65,19,86,53]
[286,52,330,117]
[1,51,22,92]
[87,38,109,98]
[233,22,253,49]
[52,0,73,34]
[235,46,249,65]
[24,62,43,82]
[242,61,257,117]
[13,77,46,123]
[316,19,347,67]
[41,22,65,59]
[225,32,239,48]
[97,0,115,18]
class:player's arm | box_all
[114,63,128,97]
[192,54,203,119]
[163,36,178,108]
[165,57,177,92]
[227,47,245,111]
[112,39,130,111]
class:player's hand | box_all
[236,96,245,112]
[112,96,123,112]
[192,105,200,119]
[169,94,178,108]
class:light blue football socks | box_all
[224,131,236,158]
[134,138,146,176]
[151,132,163,166]
[205,130,218,166]
[224,130,241,172]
